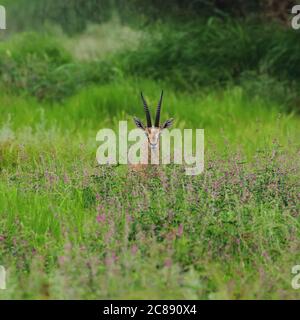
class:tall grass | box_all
[0,78,298,154]
[0,92,299,298]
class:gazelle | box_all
[131,91,174,175]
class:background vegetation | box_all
[0,0,299,299]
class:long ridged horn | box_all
[140,92,152,128]
[155,90,163,127]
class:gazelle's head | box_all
[134,91,174,150]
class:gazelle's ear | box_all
[161,118,174,130]
[133,117,146,130]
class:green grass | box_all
[0,78,299,299]
[0,77,299,152]
[0,9,300,299]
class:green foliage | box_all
[262,28,300,81]
[0,32,70,100]
[1,18,300,112]
[0,32,117,101]
[115,18,300,112]
[0,120,299,298]
[0,61,299,301]
[0,1,299,299]
[2,0,265,35]
[120,18,300,87]
[2,0,113,34]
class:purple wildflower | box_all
[96,214,106,223]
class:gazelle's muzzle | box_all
[149,142,158,149]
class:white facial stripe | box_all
[145,128,161,147]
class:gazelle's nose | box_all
[150,142,157,149]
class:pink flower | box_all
[105,252,117,266]
[131,244,138,255]
[0,235,5,241]
[164,258,172,268]
[177,224,184,237]
[96,214,106,223]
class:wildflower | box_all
[131,244,138,255]
[105,251,117,266]
[177,224,184,237]
[95,193,101,201]
[164,258,172,268]
[96,214,106,223]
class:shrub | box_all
[118,18,300,111]
[2,0,112,35]
[119,18,271,89]
[0,32,117,101]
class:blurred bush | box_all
[116,18,300,111]
[4,0,292,36]
[2,0,271,35]
[0,33,118,101]
[2,0,112,35]
[121,18,300,84]
[239,71,299,112]
[119,19,269,88]
[0,2,299,112]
